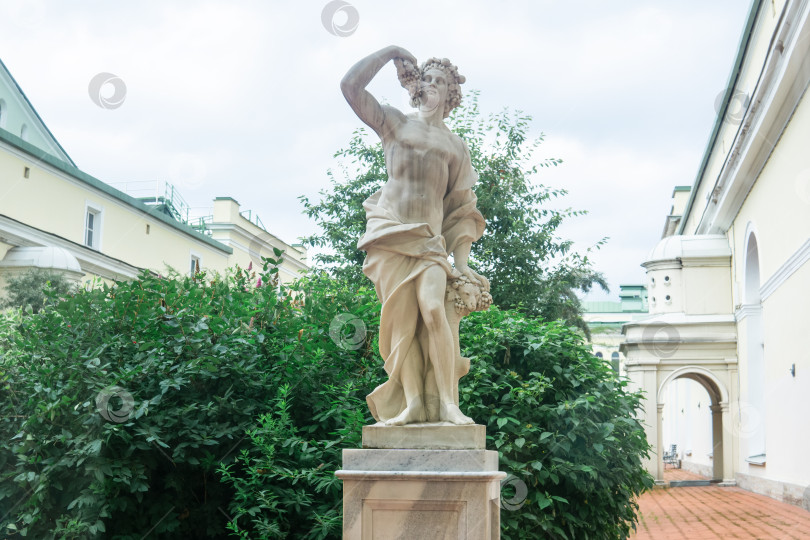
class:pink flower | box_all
[247,261,253,271]
[256,277,262,288]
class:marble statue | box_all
[341,46,491,426]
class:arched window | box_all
[20,123,28,141]
[595,352,603,359]
[611,352,620,374]
[744,230,766,460]
[0,99,6,129]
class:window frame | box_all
[84,202,104,250]
[189,252,201,276]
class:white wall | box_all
[662,378,714,469]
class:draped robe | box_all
[357,142,485,423]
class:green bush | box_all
[459,307,654,539]
[1,262,292,538]
[0,267,651,539]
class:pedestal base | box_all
[363,422,486,449]
[337,448,505,539]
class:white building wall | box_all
[726,88,810,490]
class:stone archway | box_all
[622,234,738,486]
[622,324,738,487]
[657,366,733,484]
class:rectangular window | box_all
[84,205,102,250]
[86,211,97,248]
[190,255,200,276]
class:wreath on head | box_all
[395,56,466,118]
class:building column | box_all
[656,402,665,485]
[719,401,736,485]
[710,403,723,481]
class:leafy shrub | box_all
[459,307,654,539]
[1,262,290,538]
[0,268,650,539]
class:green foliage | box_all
[1,258,290,538]
[1,269,77,314]
[0,268,650,539]
[459,307,654,539]
[300,92,608,332]
[217,272,382,539]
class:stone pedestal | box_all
[336,424,505,539]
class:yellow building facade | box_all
[0,58,307,294]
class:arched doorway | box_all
[657,367,733,484]
[661,378,712,476]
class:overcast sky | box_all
[0,0,751,301]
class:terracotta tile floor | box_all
[664,467,709,482]
[630,470,810,539]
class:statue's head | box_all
[397,57,466,118]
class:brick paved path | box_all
[630,472,810,539]
[664,468,707,482]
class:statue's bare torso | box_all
[378,109,464,232]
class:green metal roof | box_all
[582,301,623,313]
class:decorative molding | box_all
[735,302,762,321]
[642,260,681,271]
[657,365,730,405]
[680,256,732,268]
[760,238,810,300]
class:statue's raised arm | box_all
[340,45,416,138]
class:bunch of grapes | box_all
[394,57,421,104]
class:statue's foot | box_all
[439,402,474,425]
[385,402,426,426]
